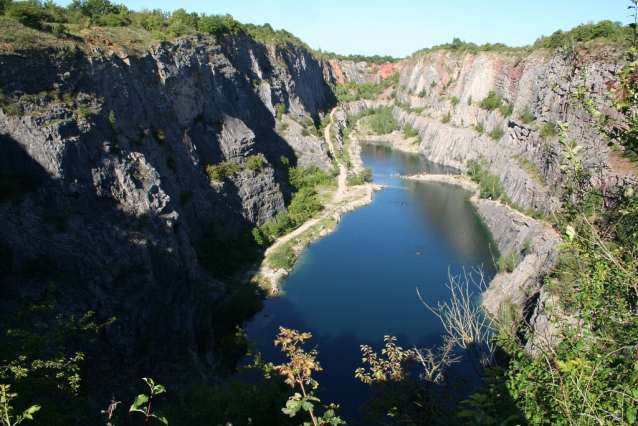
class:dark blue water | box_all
[244,145,497,422]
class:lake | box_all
[244,144,497,422]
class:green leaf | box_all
[458,409,480,417]
[627,406,636,424]
[130,394,149,411]
[24,405,41,416]
[301,399,314,412]
[565,225,576,241]
[151,413,169,425]
[282,397,302,416]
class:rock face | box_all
[1,33,634,392]
[388,50,635,213]
[338,49,636,343]
[477,199,561,318]
[0,34,335,387]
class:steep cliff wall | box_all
[338,49,637,342]
[0,34,335,387]
[348,49,635,213]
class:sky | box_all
[58,0,633,58]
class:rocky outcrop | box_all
[353,50,634,213]
[0,34,336,389]
[477,200,561,318]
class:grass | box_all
[0,16,162,55]
[266,244,296,270]
[514,155,546,185]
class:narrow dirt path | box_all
[264,107,346,256]
[253,107,376,292]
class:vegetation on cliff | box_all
[414,19,630,56]
[1,0,638,425]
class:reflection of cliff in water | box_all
[365,144,455,175]
[404,179,499,266]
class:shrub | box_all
[52,23,68,37]
[479,91,504,112]
[151,127,165,144]
[496,251,518,272]
[0,0,12,14]
[489,127,505,140]
[288,187,323,223]
[467,158,506,199]
[246,155,265,171]
[0,91,20,116]
[540,121,556,139]
[499,103,513,117]
[195,225,259,278]
[75,103,97,117]
[206,161,241,181]
[441,112,452,124]
[7,1,44,29]
[275,103,285,120]
[451,96,460,106]
[479,174,505,199]
[347,168,373,186]
[366,106,398,135]
[402,124,419,139]
[197,13,243,35]
[518,106,535,124]
[475,121,484,133]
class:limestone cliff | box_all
[0,34,335,388]
[392,49,635,212]
[336,49,636,343]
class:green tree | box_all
[6,1,43,29]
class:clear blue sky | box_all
[58,0,632,57]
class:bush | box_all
[288,165,334,190]
[479,174,505,199]
[402,124,419,139]
[206,161,241,181]
[496,251,518,272]
[367,106,398,135]
[0,0,12,14]
[0,91,20,116]
[540,121,556,139]
[475,121,484,133]
[441,112,452,124]
[347,168,373,186]
[275,103,285,120]
[489,127,505,140]
[246,155,265,171]
[479,91,504,112]
[518,106,535,124]
[467,157,506,199]
[288,187,323,223]
[195,225,259,278]
[7,1,44,29]
[499,103,513,117]
[451,96,460,106]
[197,13,244,35]
[151,126,165,144]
